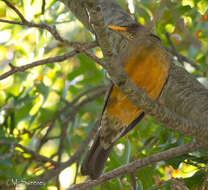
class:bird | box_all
[81,23,171,179]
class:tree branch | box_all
[1,0,102,64]
[67,142,203,190]
[0,42,98,80]
[0,140,59,166]
[1,0,205,189]
[1,0,27,22]
[25,85,109,189]
[34,85,108,153]
[165,32,200,70]
[165,0,201,47]
[16,143,59,166]
[83,0,208,144]
[0,50,77,80]
[28,120,100,190]
[41,0,46,14]
[62,0,208,130]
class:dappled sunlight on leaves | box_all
[0,0,207,189]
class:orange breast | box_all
[106,43,169,125]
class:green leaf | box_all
[182,0,195,8]
[166,155,187,169]
[136,166,155,189]
[36,82,50,100]
[184,170,205,189]
[197,0,208,14]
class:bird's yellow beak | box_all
[108,25,128,32]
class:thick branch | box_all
[83,0,208,143]
[108,63,208,142]
[4,0,206,188]
[66,0,208,131]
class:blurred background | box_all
[0,0,208,189]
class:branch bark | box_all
[67,142,203,190]
[60,0,208,141]
[57,0,208,187]
[0,42,98,80]
[2,0,205,188]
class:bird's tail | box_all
[81,136,113,179]
[81,113,145,179]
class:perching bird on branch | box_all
[81,23,171,179]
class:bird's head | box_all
[108,23,143,40]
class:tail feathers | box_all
[81,113,145,179]
[81,136,113,179]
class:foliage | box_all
[0,0,208,189]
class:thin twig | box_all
[0,140,59,166]
[0,50,77,80]
[73,161,80,185]
[1,0,104,66]
[28,120,100,190]
[61,87,107,130]
[1,0,26,22]
[146,0,167,31]
[16,143,59,166]
[26,86,106,178]
[166,33,184,66]
[165,0,201,47]
[57,123,68,163]
[0,18,27,26]
[0,41,98,80]
[165,33,200,70]
[35,85,108,152]
[41,0,46,14]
